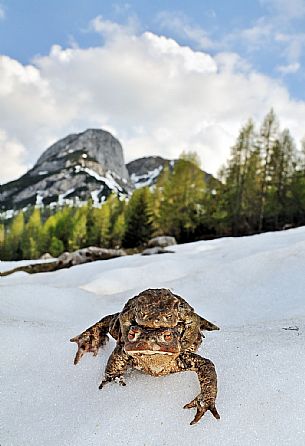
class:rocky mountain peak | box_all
[0,129,215,215]
[0,129,132,212]
[32,128,129,180]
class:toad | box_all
[70,288,220,425]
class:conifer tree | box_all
[222,119,256,235]
[123,187,153,248]
[265,128,296,228]
[112,212,125,247]
[85,199,100,246]
[6,212,25,260]
[21,208,43,258]
[69,207,87,251]
[49,236,65,257]
[257,109,279,231]
[159,154,206,241]
[99,201,111,248]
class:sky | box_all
[1,0,305,183]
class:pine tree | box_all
[6,212,25,260]
[159,154,206,241]
[123,187,153,248]
[85,199,100,246]
[49,236,65,257]
[265,129,296,228]
[257,109,279,231]
[222,119,256,235]
[99,202,111,248]
[112,212,125,248]
[21,208,43,259]
[68,207,87,251]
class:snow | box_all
[131,166,163,188]
[74,165,123,193]
[35,192,44,206]
[1,228,305,445]
[57,188,76,206]
[0,209,16,220]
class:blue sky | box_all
[1,0,304,98]
[1,0,305,182]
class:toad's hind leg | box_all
[99,345,131,389]
[70,313,119,365]
[179,352,220,425]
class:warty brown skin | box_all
[70,288,220,425]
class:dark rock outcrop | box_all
[0,246,127,276]
[147,236,177,248]
[127,156,171,189]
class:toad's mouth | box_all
[125,349,175,355]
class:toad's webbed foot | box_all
[99,375,126,389]
[70,313,119,365]
[98,344,130,390]
[70,330,108,365]
[179,352,220,425]
[184,395,220,425]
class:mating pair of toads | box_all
[70,288,220,425]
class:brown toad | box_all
[70,288,220,425]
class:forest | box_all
[1,109,305,260]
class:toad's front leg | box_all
[70,313,120,365]
[179,352,220,425]
[99,345,131,389]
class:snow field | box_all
[1,227,305,445]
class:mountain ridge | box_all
[0,128,213,214]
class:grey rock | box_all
[34,129,129,180]
[141,247,175,256]
[39,252,54,260]
[127,156,170,189]
[58,246,127,265]
[0,246,127,276]
[147,236,177,248]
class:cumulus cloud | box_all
[0,130,27,183]
[1,18,305,183]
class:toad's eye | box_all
[128,326,140,341]
[163,331,173,342]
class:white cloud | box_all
[238,18,273,47]
[0,130,27,183]
[1,19,305,183]
[113,3,131,15]
[277,62,300,74]
[0,4,5,20]
[260,0,305,19]
[157,11,213,49]
[90,14,139,38]
[275,32,305,62]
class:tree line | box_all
[1,109,305,261]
